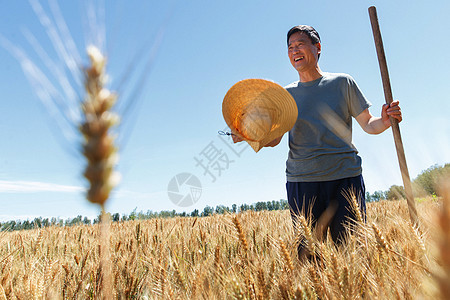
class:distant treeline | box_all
[1,163,448,232]
[0,200,290,232]
[366,163,449,202]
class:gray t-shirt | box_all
[285,72,371,182]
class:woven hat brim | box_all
[222,79,298,152]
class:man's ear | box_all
[316,42,321,55]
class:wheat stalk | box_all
[256,267,269,299]
[308,265,326,299]
[438,180,450,299]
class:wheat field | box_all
[1,188,449,299]
[2,2,449,299]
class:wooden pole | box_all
[368,6,419,226]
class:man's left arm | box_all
[355,100,402,134]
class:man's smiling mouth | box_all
[294,56,304,62]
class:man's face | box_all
[288,32,321,73]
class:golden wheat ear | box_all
[295,214,316,261]
[232,215,249,254]
[341,187,364,224]
[279,239,294,272]
[80,45,120,209]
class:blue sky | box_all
[0,0,449,222]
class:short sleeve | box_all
[345,75,371,117]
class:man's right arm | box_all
[355,100,402,135]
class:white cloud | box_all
[0,180,83,193]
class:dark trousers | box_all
[286,175,366,246]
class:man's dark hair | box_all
[287,25,321,46]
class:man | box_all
[234,25,402,252]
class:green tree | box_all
[22,220,31,230]
[215,205,229,214]
[240,204,250,212]
[129,208,138,221]
[201,206,214,217]
[33,217,42,228]
[280,199,289,209]
[413,163,450,196]
[386,185,406,200]
[370,190,387,202]
[112,213,120,222]
[255,202,267,211]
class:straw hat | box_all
[222,79,298,152]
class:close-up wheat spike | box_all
[80,45,120,211]
[79,46,118,298]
